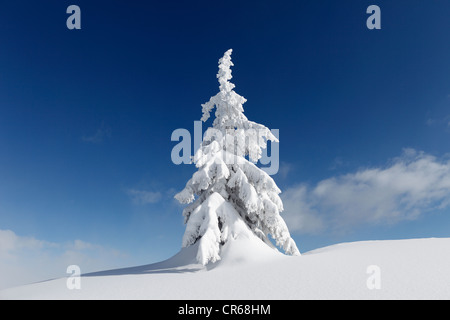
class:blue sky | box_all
[1,1,450,288]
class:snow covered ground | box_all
[1,236,449,300]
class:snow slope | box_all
[1,237,450,300]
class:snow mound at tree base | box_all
[81,230,285,277]
[207,230,285,269]
[181,191,293,266]
[1,238,450,299]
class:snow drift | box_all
[1,237,450,300]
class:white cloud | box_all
[425,115,450,131]
[126,189,162,205]
[0,229,47,255]
[277,161,294,179]
[282,149,450,234]
[281,185,325,234]
[0,229,127,290]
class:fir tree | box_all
[175,49,300,265]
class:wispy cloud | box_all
[425,116,450,128]
[82,124,112,144]
[0,229,126,290]
[126,189,162,205]
[282,149,450,234]
[277,161,294,179]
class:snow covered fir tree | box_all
[175,49,300,265]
